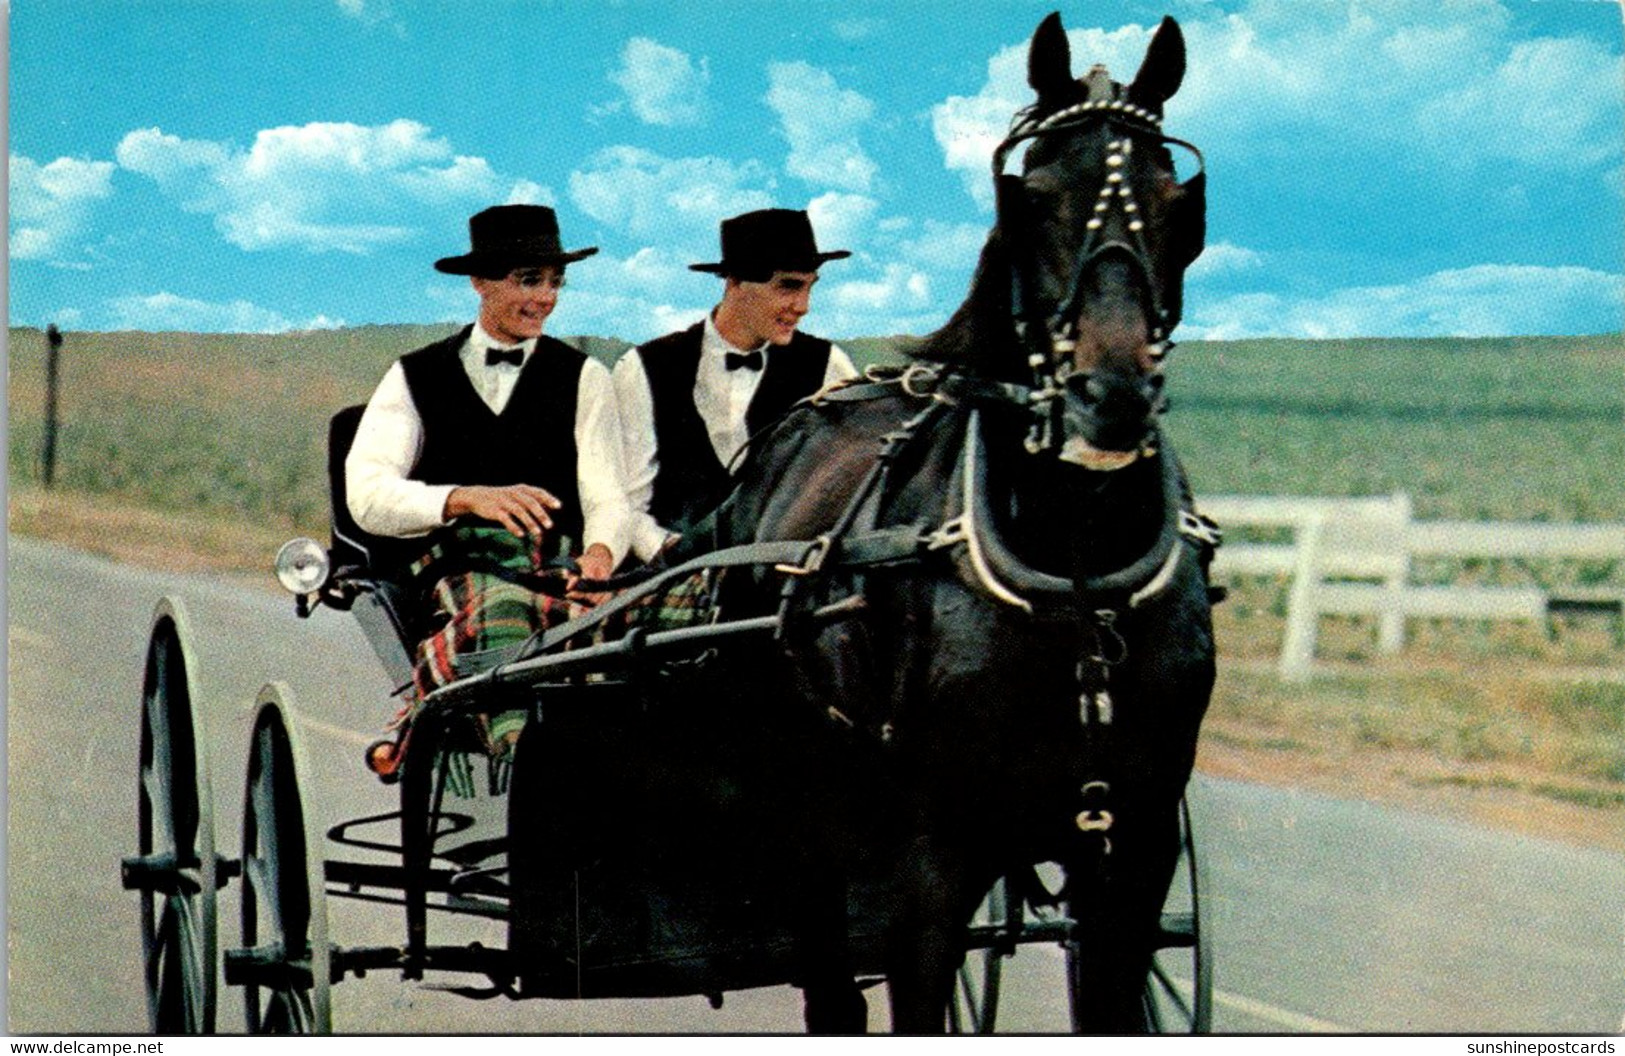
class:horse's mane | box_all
[907,226,1019,377]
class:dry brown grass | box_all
[1200,615,1625,852]
[9,485,298,579]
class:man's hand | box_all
[444,484,561,540]
[566,543,615,605]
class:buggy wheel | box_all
[238,685,331,1034]
[947,876,1009,1033]
[125,597,219,1034]
[1142,797,1212,1033]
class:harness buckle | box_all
[1179,509,1224,549]
[775,534,834,577]
[924,515,968,552]
[1078,688,1113,726]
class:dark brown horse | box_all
[711,12,1216,1032]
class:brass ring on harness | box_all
[900,363,940,399]
[1075,809,1114,833]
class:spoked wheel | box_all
[1137,799,1215,1026]
[947,876,1011,1033]
[1143,797,1212,1033]
[1063,796,1212,1034]
[235,685,332,1034]
[123,597,220,1034]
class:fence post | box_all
[1378,491,1412,654]
[1278,510,1325,681]
[43,324,63,488]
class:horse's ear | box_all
[1028,12,1075,105]
[1127,16,1186,111]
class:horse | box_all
[709,11,1217,1032]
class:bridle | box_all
[991,81,1206,456]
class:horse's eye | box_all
[1023,182,1058,208]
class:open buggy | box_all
[122,12,1222,1034]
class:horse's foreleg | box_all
[796,870,868,1034]
[1066,875,1158,1033]
[1064,801,1184,1033]
[885,835,968,1033]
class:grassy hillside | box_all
[7,327,1621,540]
[1163,335,1624,522]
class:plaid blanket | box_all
[392,525,715,796]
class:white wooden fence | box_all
[1199,493,1625,680]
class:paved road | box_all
[8,537,1623,1034]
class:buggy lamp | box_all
[275,537,330,595]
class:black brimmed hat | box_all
[689,208,850,277]
[434,205,598,276]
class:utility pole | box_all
[43,324,62,488]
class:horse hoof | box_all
[803,985,868,1034]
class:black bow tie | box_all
[485,345,525,367]
[724,350,764,372]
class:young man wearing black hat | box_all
[348,204,628,714]
[613,208,858,562]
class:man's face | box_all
[724,270,819,347]
[472,265,564,344]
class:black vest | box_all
[638,322,832,533]
[399,326,586,546]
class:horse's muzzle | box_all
[1058,372,1162,467]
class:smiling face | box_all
[713,270,820,349]
[472,265,564,344]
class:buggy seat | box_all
[326,404,424,691]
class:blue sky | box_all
[10,0,1624,341]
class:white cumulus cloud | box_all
[1417,35,1623,170]
[897,220,988,272]
[568,146,775,239]
[1185,263,1624,340]
[829,263,931,312]
[765,62,879,193]
[930,2,1622,204]
[806,191,878,255]
[504,179,555,206]
[931,23,1157,209]
[550,289,708,345]
[116,120,535,253]
[813,263,942,337]
[10,154,116,262]
[609,38,710,127]
[1187,242,1265,281]
[108,291,298,333]
[546,246,719,343]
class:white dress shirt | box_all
[613,312,858,562]
[346,321,630,566]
